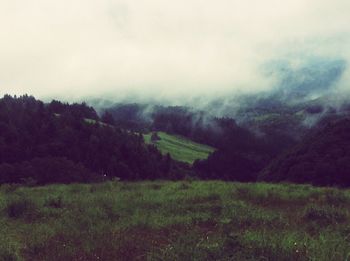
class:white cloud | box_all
[0,0,349,101]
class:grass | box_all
[1,181,350,260]
[143,132,215,164]
[84,118,109,127]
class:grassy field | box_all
[143,132,215,164]
[1,181,350,260]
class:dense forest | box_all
[260,118,350,186]
[104,99,350,186]
[1,94,350,187]
[107,103,297,149]
[192,119,294,182]
[105,103,298,182]
[195,114,350,186]
[0,95,182,185]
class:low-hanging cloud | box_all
[0,0,350,102]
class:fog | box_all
[0,0,350,103]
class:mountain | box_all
[264,57,346,101]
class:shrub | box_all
[0,184,19,194]
[177,182,191,190]
[235,187,251,199]
[44,195,64,208]
[323,190,348,206]
[89,184,98,193]
[303,206,347,226]
[223,232,243,252]
[100,198,120,222]
[148,184,162,190]
[20,177,37,187]
[5,197,39,220]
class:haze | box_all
[1,0,350,102]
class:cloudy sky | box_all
[0,0,350,101]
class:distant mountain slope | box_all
[265,57,346,101]
[143,132,215,164]
[260,118,350,186]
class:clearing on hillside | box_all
[143,131,215,164]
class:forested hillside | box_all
[0,95,180,184]
[2,94,350,187]
[105,97,350,185]
[260,118,350,186]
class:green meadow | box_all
[143,132,215,164]
[1,181,350,260]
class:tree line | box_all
[0,95,183,185]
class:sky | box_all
[0,0,350,102]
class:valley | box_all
[2,1,350,259]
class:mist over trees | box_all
[103,102,302,181]
[1,92,350,187]
[100,90,350,186]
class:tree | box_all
[101,111,115,125]
[151,132,161,142]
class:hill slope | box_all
[143,132,215,164]
[0,95,178,184]
[260,118,350,186]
